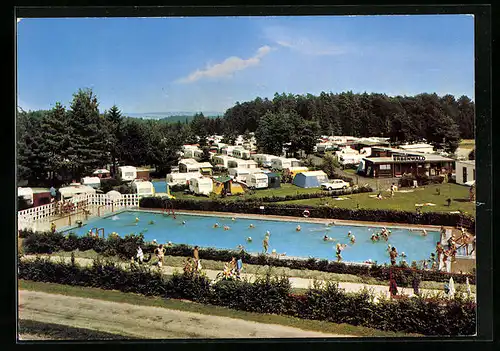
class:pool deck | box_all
[138,207,448,232]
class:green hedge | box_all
[18,257,476,336]
[19,230,475,285]
[140,197,475,233]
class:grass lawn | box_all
[18,280,420,337]
[276,183,475,215]
[19,319,137,340]
[459,139,475,149]
[50,250,476,293]
[172,183,324,202]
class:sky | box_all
[17,15,475,115]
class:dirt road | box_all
[19,290,351,339]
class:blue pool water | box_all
[64,211,439,264]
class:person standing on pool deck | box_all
[389,247,398,265]
[155,244,166,267]
[193,246,200,270]
[436,241,444,263]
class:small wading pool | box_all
[62,210,439,264]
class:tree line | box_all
[221,92,474,150]
[17,88,474,186]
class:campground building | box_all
[359,147,454,178]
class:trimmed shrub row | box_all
[19,230,475,285]
[140,197,476,233]
[18,257,476,336]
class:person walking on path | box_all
[389,247,398,266]
[389,277,398,298]
[193,246,200,271]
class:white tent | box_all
[93,169,110,175]
[106,190,122,201]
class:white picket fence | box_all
[17,193,140,230]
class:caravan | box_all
[228,168,252,183]
[81,176,101,189]
[18,187,34,206]
[166,172,202,186]
[247,173,269,189]
[188,177,213,196]
[131,180,155,197]
[118,166,137,182]
[271,157,301,170]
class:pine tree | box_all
[68,88,109,178]
[40,102,74,183]
[104,104,123,176]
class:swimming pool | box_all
[63,210,439,264]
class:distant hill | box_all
[124,111,223,120]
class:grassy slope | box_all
[18,320,138,340]
[172,181,474,215]
[18,280,419,337]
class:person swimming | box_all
[246,236,253,242]
[213,223,219,228]
[149,220,155,225]
[182,221,186,225]
[249,224,255,228]
[323,234,329,241]
[347,231,352,237]
[296,225,301,232]
[422,229,428,236]
[265,230,271,237]
[111,215,119,221]
[350,235,356,244]
[371,233,379,242]
[135,217,140,223]
[224,225,230,231]
[232,217,236,221]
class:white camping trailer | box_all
[166,172,202,186]
[81,176,101,189]
[118,166,137,182]
[131,180,155,197]
[247,173,269,189]
[188,177,213,196]
[228,168,253,182]
[58,185,96,200]
[271,157,301,170]
[18,187,34,206]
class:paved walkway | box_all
[21,255,475,300]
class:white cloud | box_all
[176,45,272,84]
[265,26,346,56]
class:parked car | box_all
[320,179,350,191]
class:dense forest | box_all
[17,89,474,186]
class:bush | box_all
[99,178,122,193]
[18,257,476,336]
